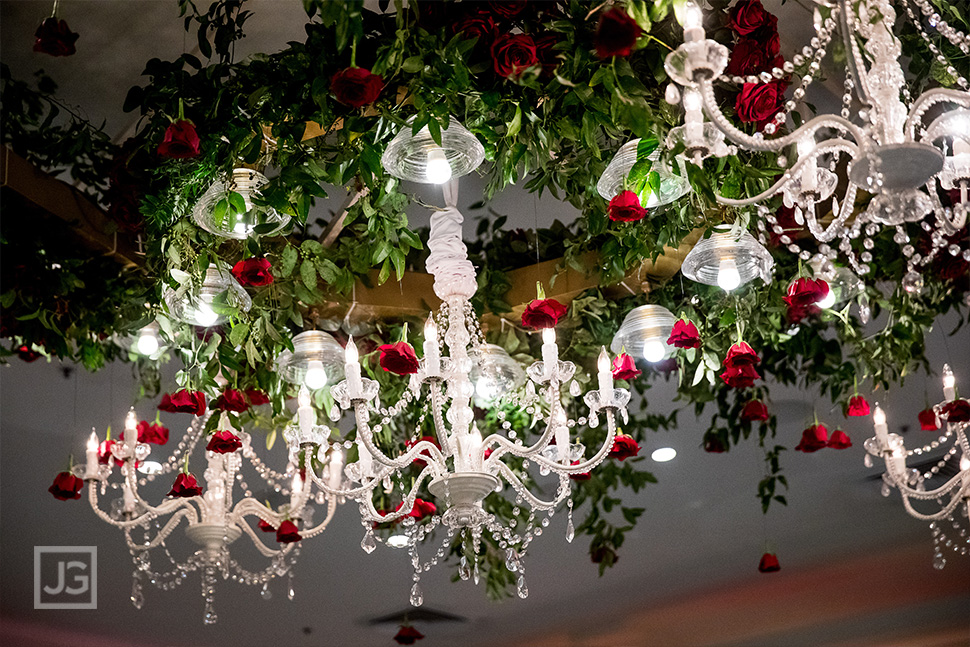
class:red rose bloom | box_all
[489,0,527,18]
[401,497,437,520]
[136,420,170,445]
[611,353,642,381]
[206,430,243,454]
[758,552,781,573]
[609,434,640,461]
[827,429,852,449]
[16,344,41,362]
[231,257,274,287]
[787,302,821,325]
[168,472,203,498]
[276,519,302,543]
[98,439,121,466]
[608,190,648,222]
[379,341,420,375]
[730,0,772,36]
[667,319,701,349]
[331,67,384,108]
[245,389,271,406]
[795,424,828,453]
[158,390,207,416]
[703,433,727,453]
[846,395,870,417]
[49,471,83,500]
[490,33,538,79]
[726,40,783,77]
[33,17,79,57]
[393,625,425,645]
[720,364,760,389]
[453,13,497,43]
[942,399,970,423]
[211,389,250,413]
[257,518,275,532]
[784,278,830,308]
[723,341,760,369]
[594,7,642,59]
[569,459,592,481]
[521,298,568,329]
[741,400,769,422]
[157,120,201,159]
[532,32,561,76]
[735,81,784,125]
[918,408,940,431]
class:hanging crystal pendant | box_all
[361,530,377,554]
[410,582,424,607]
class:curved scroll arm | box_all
[304,463,392,499]
[356,463,437,524]
[354,400,448,474]
[906,88,970,141]
[123,508,196,552]
[87,480,200,529]
[495,462,569,511]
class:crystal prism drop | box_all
[526,381,536,400]
[260,582,272,600]
[473,560,480,585]
[902,271,924,295]
[664,83,681,105]
[881,482,891,497]
[864,454,873,468]
[361,530,377,554]
[505,548,518,572]
[569,380,582,397]
[589,412,599,428]
[933,554,946,570]
[459,556,470,581]
[516,575,528,598]
[130,580,145,609]
[621,408,629,424]
[410,582,424,607]
[329,404,341,422]
[203,610,218,625]
[566,517,575,543]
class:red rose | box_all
[98,439,122,466]
[609,434,640,461]
[211,389,250,413]
[730,0,774,36]
[331,67,384,108]
[827,429,852,449]
[720,364,760,389]
[667,319,701,349]
[489,0,527,18]
[490,33,538,79]
[787,303,821,325]
[846,395,870,417]
[532,32,561,76]
[703,433,727,453]
[231,257,274,287]
[784,278,830,309]
[157,120,200,159]
[918,408,940,431]
[276,519,302,543]
[168,472,203,497]
[206,430,243,454]
[594,7,641,59]
[521,298,567,329]
[569,459,592,480]
[726,39,773,77]
[735,81,784,125]
[158,390,207,416]
[400,497,437,520]
[795,424,828,453]
[723,342,760,369]
[245,389,271,406]
[611,353,642,381]
[741,400,769,422]
[257,518,275,532]
[135,420,170,445]
[590,545,618,565]
[16,344,41,362]
[393,625,425,645]
[405,435,441,467]
[758,552,781,573]
[942,399,970,423]
[454,13,497,45]
[33,17,78,57]
[608,190,648,222]
[49,471,83,500]
[379,341,420,375]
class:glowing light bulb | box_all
[716,257,742,292]
[345,337,359,364]
[425,147,452,184]
[476,378,499,402]
[684,2,702,29]
[816,288,836,309]
[643,339,666,363]
[873,405,887,427]
[943,364,955,390]
[304,361,328,390]
[597,347,610,373]
[424,317,437,341]
[87,431,99,452]
[387,533,409,549]
[195,301,219,326]
[683,88,702,112]
[135,329,159,356]
[542,327,556,345]
[233,213,249,235]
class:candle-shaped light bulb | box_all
[716,256,742,291]
[683,88,704,147]
[798,137,818,193]
[125,408,138,453]
[297,385,314,435]
[682,2,705,41]
[424,317,437,343]
[85,430,99,479]
[87,431,99,452]
[425,147,452,184]
[873,404,886,426]
[328,447,345,490]
[303,360,328,390]
[597,346,614,398]
[290,472,303,511]
[943,364,956,401]
[136,329,159,356]
[345,336,359,364]
[542,327,556,345]
[873,403,889,446]
[345,336,362,398]
[541,327,559,379]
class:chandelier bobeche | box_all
[664,0,970,292]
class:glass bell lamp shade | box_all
[117,321,167,359]
[162,264,253,327]
[470,344,526,405]
[597,139,691,208]
[809,259,863,308]
[381,116,485,184]
[275,330,346,389]
[610,305,677,364]
[681,226,774,291]
[191,168,290,239]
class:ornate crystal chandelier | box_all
[76,405,340,624]
[864,364,970,568]
[664,0,970,286]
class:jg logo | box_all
[34,546,97,609]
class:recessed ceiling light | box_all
[387,534,409,549]
[651,447,677,462]
[137,460,163,475]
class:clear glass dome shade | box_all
[809,259,864,307]
[597,139,691,208]
[680,226,774,290]
[610,305,677,364]
[116,321,167,359]
[470,344,526,405]
[162,264,252,327]
[192,168,290,239]
[381,116,485,184]
[275,330,346,388]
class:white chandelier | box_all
[664,0,970,289]
[864,364,970,568]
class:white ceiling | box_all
[1,1,969,646]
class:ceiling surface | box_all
[1,1,969,646]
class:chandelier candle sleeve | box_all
[125,409,138,455]
[424,318,440,377]
[542,328,559,380]
[328,448,344,491]
[85,431,99,480]
[123,481,136,513]
[683,2,705,41]
[290,473,303,514]
[298,386,314,436]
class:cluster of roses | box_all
[725,0,789,128]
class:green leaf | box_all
[300,258,317,290]
[507,104,522,139]
[402,56,423,73]
[227,191,247,216]
[229,321,250,347]
[281,245,299,277]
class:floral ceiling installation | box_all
[1,0,968,614]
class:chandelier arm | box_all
[87,480,201,528]
[353,400,448,472]
[429,379,453,457]
[905,88,970,140]
[304,464,391,498]
[228,496,289,530]
[123,508,196,552]
[698,78,865,152]
[357,464,437,524]
[297,493,339,540]
[494,462,568,511]
[838,0,874,109]
[481,411,559,468]
[234,514,297,558]
[896,485,969,521]
[124,460,200,519]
